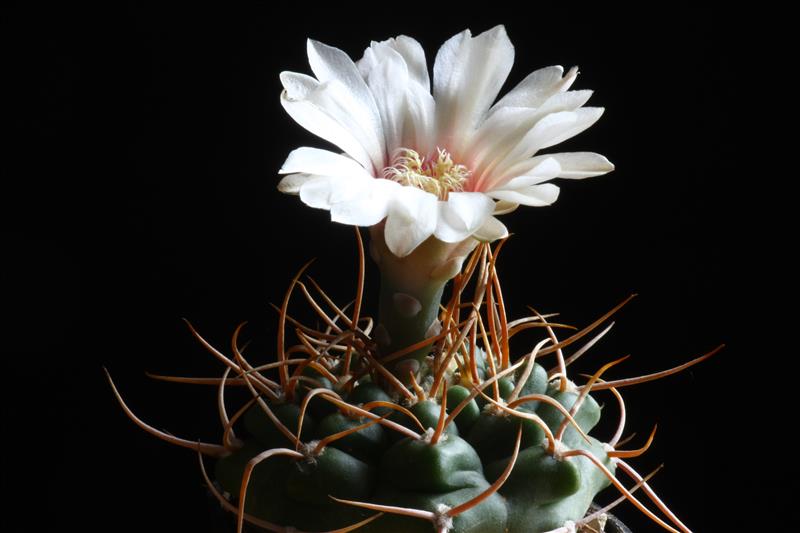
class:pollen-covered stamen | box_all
[383,148,470,199]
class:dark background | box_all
[3,2,778,532]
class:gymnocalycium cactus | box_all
[107,26,721,533]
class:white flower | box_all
[278,25,613,258]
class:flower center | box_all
[383,148,470,200]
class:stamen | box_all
[383,148,469,199]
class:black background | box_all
[3,2,780,532]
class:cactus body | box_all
[216,358,614,533]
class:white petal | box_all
[279,147,370,178]
[398,82,435,153]
[298,176,336,209]
[386,35,430,90]
[473,216,509,242]
[546,152,614,179]
[488,183,561,206]
[490,65,578,111]
[307,39,381,125]
[494,108,605,175]
[467,91,592,187]
[298,173,371,210]
[433,25,515,156]
[359,43,409,154]
[535,107,604,150]
[330,179,396,226]
[383,187,438,257]
[498,157,562,190]
[277,173,313,194]
[434,192,495,243]
[281,72,378,171]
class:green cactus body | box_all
[216,358,615,533]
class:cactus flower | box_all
[278,25,614,259]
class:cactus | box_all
[107,25,722,533]
[107,234,719,532]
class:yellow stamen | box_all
[383,148,469,200]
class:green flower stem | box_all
[369,224,479,382]
[376,274,446,372]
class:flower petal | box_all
[487,183,560,207]
[383,187,438,257]
[490,65,578,111]
[473,216,509,242]
[359,42,409,155]
[281,72,378,171]
[468,90,593,190]
[307,38,382,131]
[279,147,370,178]
[541,152,614,179]
[385,35,430,91]
[434,192,495,243]
[298,175,337,209]
[277,173,313,194]
[493,200,519,215]
[433,25,515,157]
[498,157,562,190]
[492,108,605,178]
[330,179,396,226]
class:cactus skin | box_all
[215,358,614,533]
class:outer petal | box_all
[307,39,383,145]
[330,179,396,226]
[487,183,561,206]
[434,192,495,243]
[281,72,379,171]
[433,25,515,157]
[490,66,578,111]
[492,108,605,179]
[496,157,562,190]
[278,173,313,194]
[534,152,614,179]
[279,147,371,178]
[468,90,593,190]
[473,216,509,242]
[383,187,438,257]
